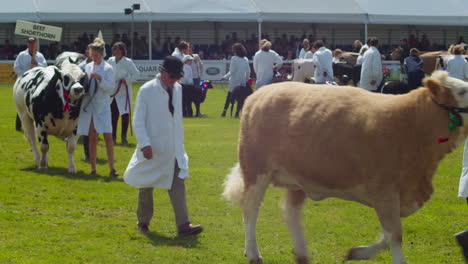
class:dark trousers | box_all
[16,114,22,130]
[82,135,89,160]
[111,99,129,142]
[137,161,189,227]
[223,92,233,111]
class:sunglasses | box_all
[159,65,183,80]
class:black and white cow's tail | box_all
[222,163,245,205]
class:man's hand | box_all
[141,146,153,160]
[90,72,102,81]
[30,58,38,67]
[370,80,377,86]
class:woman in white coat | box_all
[221,42,251,117]
[360,37,383,91]
[253,39,283,89]
[123,56,203,236]
[108,42,140,145]
[77,38,118,177]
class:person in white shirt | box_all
[332,49,343,64]
[253,39,283,89]
[171,41,188,61]
[187,42,203,86]
[298,39,310,59]
[108,42,140,145]
[312,40,333,84]
[446,45,468,81]
[181,55,194,85]
[360,37,383,91]
[221,42,251,117]
[13,37,47,131]
[77,38,118,177]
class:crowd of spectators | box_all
[0,31,460,61]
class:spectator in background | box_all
[399,38,410,64]
[221,42,251,117]
[409,34,419,49]
[419,34,430,51]
[0,39,15,59]
[13,37,47,131]
[123,56,203,236]
[360,37,382,91]
[172,41,188,61]
[352,40,363,53]
[108,42,140,145]
[152,37,163,59]
[446,45,468,81]
[312,40,333,84]
[77,38,118,177]
[253,39,283,89]
[404,48,425,90]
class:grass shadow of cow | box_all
[20,166,122,182]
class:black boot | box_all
[221,109,226,117]
[15,114,22,131]
[455,230,468,263]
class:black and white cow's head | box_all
[60,63,88,103]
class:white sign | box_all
[133,60,228,82]
[15,20,62,42]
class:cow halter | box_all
[431,97,468,131]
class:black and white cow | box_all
[14,64,88,172]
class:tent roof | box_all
[1,0,468,25]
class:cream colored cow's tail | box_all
[222,163,245,206]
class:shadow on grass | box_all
[143,232,201,248]
[20,165,123,182]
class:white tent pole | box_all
[364,23,368,42]
[257,18,262,47]
[148,21,152,61]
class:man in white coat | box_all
[311,40,333,84]
[14,37,47,131]
[171,41,188,61]
[253,39,283,89]
[360,37,383,91]
[123,56,203,236]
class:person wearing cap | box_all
[123,56,203,236]
[180,54,194,86]
[403,48,425,91]
[108,42,140,145]
[253,39,283,89]
[13,37,47,131]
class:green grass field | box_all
[0,82,466,264]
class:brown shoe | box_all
[138,224,149,233]
[109,169,119,177]
[177,222,203,236]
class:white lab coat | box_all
[123,74,189,189]
[14,49,47,76]
[312,47,333,84]
[360,46,383,91]
[107,56,140,115]
[299,48,311,59]
[181,64,194,85]
[459,139,468,198]
[171,48,184,61]
[223,55,251,92]
[191,54,203,79]
[253,49,283,89]
[446,55,468,81]
[77,61,116,135]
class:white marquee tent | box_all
[1,0,468,25]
